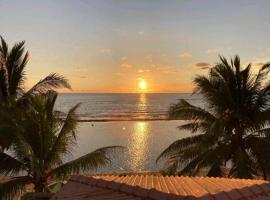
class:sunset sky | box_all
[1,0,270,93]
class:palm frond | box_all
[48,146,123,179]
[10,127,35,167]
[0,125,17,151]
[169,99,215,122]
[45,103,80,167]
[160,155,178,175]
[193,74,233,112]
[7,40,28,96]
[156,134,204,163]
[253,63,270,89]
[160,55,270,178]
[25,73,71,95]
[0,36,8,58]
[0,153,25,175]
[0,176,30,200]
[229,147,256,178]
[44,91,58,119]
[179,144,230,176]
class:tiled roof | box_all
[0,176,12,183]
[52,175,270,200]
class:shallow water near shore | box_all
[69,120,191,173]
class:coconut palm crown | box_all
[0,36,71,101]
[0,36,71,151]
[157,55,270,179]
[0,92,121,200]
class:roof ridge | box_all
[92,174,269,182]
[56,175,270,200]
[90,175,270,198]
[70,175,182,200]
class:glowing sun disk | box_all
[138,79,147,90]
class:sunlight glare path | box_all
[127,121,149,171]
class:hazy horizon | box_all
[58,91,192,94]
[1,0,270,93]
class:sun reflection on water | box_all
[137,93,147,119]
[127,122,149,171]
[126,94,150,171]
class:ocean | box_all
[55,93,202,121]
[55,93,201,173]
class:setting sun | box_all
[138,78,147,92]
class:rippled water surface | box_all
[56,93,202,172]
[69,121,191,173]
[55,93,202,120]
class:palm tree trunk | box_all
[263,170,267,181]
[261,166,268,181]
[34,181,46,193]
[0,59,9,151]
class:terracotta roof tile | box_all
[52,175,270,200]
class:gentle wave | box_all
[55,93,202,121]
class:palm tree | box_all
[0,92,121,199]
[157,55,270,179]
[0,36,71,101]
[0,36,71,150]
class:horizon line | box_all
[57,92,193,94]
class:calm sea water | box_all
[55,93,201,121]
[55,93,202,172]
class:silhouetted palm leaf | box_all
[158,55,270,179]
[0,92,122,199]
[0,153,25,175]
[49,146,123,178]
[0,37,72,152]
[0,37,71,102]
[0,176,30,200]
[25,73,71,95]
